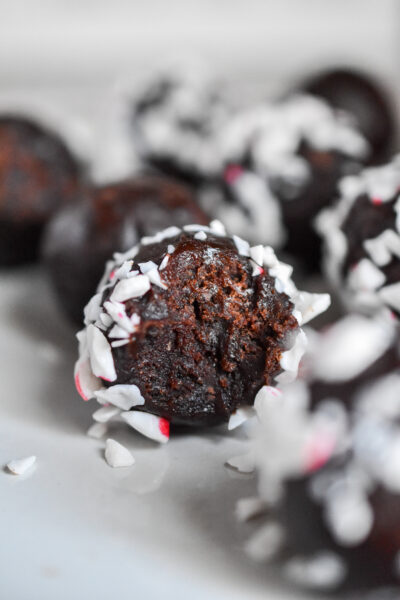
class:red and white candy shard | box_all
[104,439,135,468]
[6,455,36,475]
[121,411,170,444]
[75,221,329,443]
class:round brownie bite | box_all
[75,221,330,440]
[130,65,228,185]
[42,176,209,325]
[203,95,369,269]
[243,314,400,591]
[0,115,82,265]
[301,68,396,165]
[316,155,400,318]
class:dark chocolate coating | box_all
[276,144,362,270]
[302,68,395,165]
[102,232,298,426]
[275,327,400,590]
[0,116,81,265]
[42,176,209,325]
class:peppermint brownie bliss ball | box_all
[316,155,400,318]
[242,314,400,591]
[75,221,330,441]
[0,115,82,265]
[203,95,369,269]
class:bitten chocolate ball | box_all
[301,68,396,164]
[245,314,400,591]
[42,176,209,325]
[0,115,82,265]
[317,155,400,318]
[202,95,369,270]
[75,221,329,439]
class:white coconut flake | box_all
[228,407,255,430]
[226,451,255,473]
[147,268,167,289]
[194,230,207,241]
[87,422,107,439]
[84,292,103,325]
[95,384,145,410]
[104,439,135,468]
[378,282,400,313]
[87,324,117,382]
[276,330,308,384]
[139,261,158,273]
[159,254,169,270]
[93,406,121,423]
[110,275,150,302]
[6,455,36,475]
[121,411,169,443]
[235,497,268,522]
[209,219,226,235]
[250,245,264,266]
[245,522,284,562]
[284,552,347,590]
[74,355,104,401]
[233,234,250,257]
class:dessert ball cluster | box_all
[201,94,369,268]
[130,65,228,184]
[317,155,400,318]
[0,115,82,265]
[75,221,329,437]
[301,68,395,165]
[42,176,208,324]
[246,314,400,590]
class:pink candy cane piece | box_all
[121,411,170,443]
[74,357,104,401]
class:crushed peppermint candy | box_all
[6,455,37,475]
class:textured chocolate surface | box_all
[102,232,298,425]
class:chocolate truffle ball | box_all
[130,66,228,185]
[75,221,330,438]
[316,155,400,318]
[202,95,369,269]
[246,314,400,591]
[0,115,82,265]
[301,68,396,164]
[42,176,209,325]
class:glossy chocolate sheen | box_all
[102,232,298,426]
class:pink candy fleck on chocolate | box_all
[159,418,170,438]
[224,164,243,184]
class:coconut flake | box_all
[104,439,135,468]
[74,356,104,401]
[121,411,170,443]
[233,234,250,257]
[87,324,117,382]
[110,275,150,302]
[194,230,207,241]
[95,384,145,410]
[226,451,255,473]
[245,522,285,562]
[6,456,36,475]
[235,497,268,522]
[87,422,107,439]
[228,407,255,430]
[93,406,121,423]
